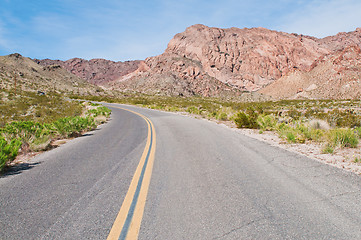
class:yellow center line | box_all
[107,107,156,240]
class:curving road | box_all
[1,103,361,239]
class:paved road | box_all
[1,104,361,239]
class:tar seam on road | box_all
[107,107,156,240]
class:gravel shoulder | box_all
[235,128,361,175]
[178,112,361,175]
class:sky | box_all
[0,0,360,61]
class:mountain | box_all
[34,58,140,86]
[0,53,100,95]
[111,24,361,99]
[20,25,361,100]
[259,45,361,99]
[109,24,330,95]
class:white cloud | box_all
[278,0,361,37]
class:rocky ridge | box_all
[34,58,140,86]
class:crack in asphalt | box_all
[212,218,263,240]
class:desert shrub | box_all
[278,127,299,143]
[53,116,95,138]
[29,134,52,152]
[0,121,51,145]
[187,106,200,115]
[87,106,111,118]
[326,109,361,128]
[257,114,277,131]
[322,144,334,154]
[308,128,325,142]
[286,131,296,143]
[217,112,228,121]
[234,112,259,129]
[277,123,306,143]
[0,137,22,171]
[308,119,330,130]
[354,156,361,163]
[287,109,302,120]
[326,128,359,148]
[90,102,99,106]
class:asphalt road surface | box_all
[1,103,360,239]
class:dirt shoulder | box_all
[180,112,361,175]
[235,128,361,175]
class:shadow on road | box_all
[79,133,94,137]
[0,162,41,178]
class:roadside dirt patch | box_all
[235,128,361,175]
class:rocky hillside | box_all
[259,45,361,99]
[111,24,361,99]
[108,54,246,98]
[0,53,100,95]
[34,58,140,86]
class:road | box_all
[1,103,360,239]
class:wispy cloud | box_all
[277,0,361,37]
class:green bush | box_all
[257,114,277,131]
[52,116,96,138]
[277,124,305,143]
[326,128,359,148]
[87,106,111,118]
[187,106,202,115]
[234,112,259,129]
[286,132,296,143]
[217,112,228,121]
[0,137,22,171]
[322,144,334,154]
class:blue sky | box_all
[0,0,360,61]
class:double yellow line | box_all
[107,107,156,240]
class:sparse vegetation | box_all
[0,89,111,172]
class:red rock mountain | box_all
[110,25,361,98]
[34,58,140,86]
[34,25,361,99]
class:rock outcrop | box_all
[259,45,361,99]
[34,58,140,86]
[164,24,331,91]
[109,53,243,98]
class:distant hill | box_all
[0,53,100,95]
[34,58,140,86]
